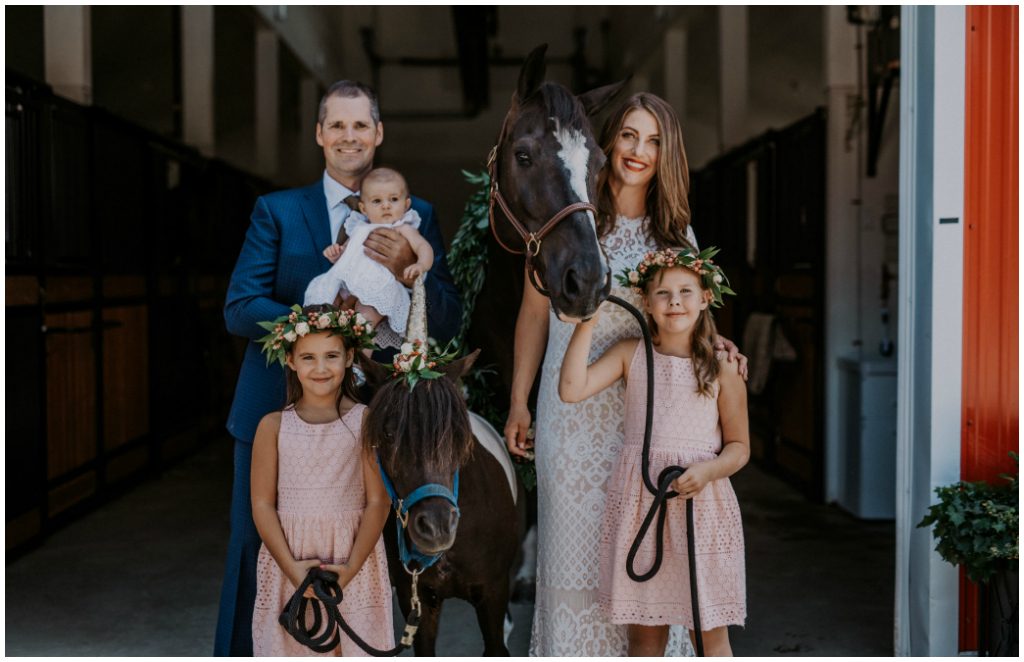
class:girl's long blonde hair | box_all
[644,266,720,397]
[596,93,694,249]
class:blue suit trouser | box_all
[214,439,261,656]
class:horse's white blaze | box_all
[553,122,608,272]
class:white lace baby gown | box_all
[303,209,421,345]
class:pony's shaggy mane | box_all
[364,377,474,476]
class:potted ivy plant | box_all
[918,453,1018,656]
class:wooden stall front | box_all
[5,72,271,557]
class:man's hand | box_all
[333,292,359,310]
[363,227,417,286]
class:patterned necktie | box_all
[337,194,360,244]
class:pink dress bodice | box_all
[252,405,394,656]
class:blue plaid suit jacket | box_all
[224,180,462,444]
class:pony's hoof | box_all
[511,578,536,603]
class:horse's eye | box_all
[515,151,532,167]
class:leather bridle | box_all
[486,106,598,297]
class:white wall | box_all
[823,7,902,504]
[894,5,963,655]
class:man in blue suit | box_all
[214,80,462,655]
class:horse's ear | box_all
[443,349,481,382]
[517,44,548,102]
[578,77,630,117]
[356,353,390,390]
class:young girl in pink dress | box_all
[250,305,393,656]
[559,247,749,656]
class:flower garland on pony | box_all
[387,338,460,389]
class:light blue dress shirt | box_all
[322,170,358,243]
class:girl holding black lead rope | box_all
[249,305,394,656]
[559,248,749,656]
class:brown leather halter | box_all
[486,106,598,297]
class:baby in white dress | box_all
[303,168,434,349]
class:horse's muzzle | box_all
[408,503,460,554]
[550,263,612,320]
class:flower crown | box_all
[386,338,459,389]
[615,245,736,307]
[257,304,377,366]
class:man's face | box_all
[316,94,383,187]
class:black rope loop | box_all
[279,567,421,657]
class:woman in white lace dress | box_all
[505,93,744,656]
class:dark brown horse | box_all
[360,350,521,656]
[469,46,628,601]
[488,44,626,320]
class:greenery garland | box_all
[448,170,536,491]
[448,170,493,348]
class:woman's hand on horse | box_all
[320,562,357,589]
[714,335,749,381]
[672,462,715,499]
[505,403,534,458]
[364,227,417,286]
[287,558,324,597]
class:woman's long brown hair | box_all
[644,267,721,397]
[595,92,694,250]
[282,306,361,417]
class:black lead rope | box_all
[606,295,705,657]
[279,567,421,656]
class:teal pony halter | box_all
[376,454,460,572]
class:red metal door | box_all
[960,5,1019,652]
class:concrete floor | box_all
[6,436,894,656]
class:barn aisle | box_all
[5,436,891,656]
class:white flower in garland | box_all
[257,304,378,366]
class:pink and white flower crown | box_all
[257,304,377,366]
[386,338,459,389]
[615,245,736,308]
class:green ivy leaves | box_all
[918,453,1019,584]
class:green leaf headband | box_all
[257,304,377,366]
[385,338,459,390]
[615,245,737,308]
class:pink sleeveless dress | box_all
[252,405,394,656]
[598,344,746,630]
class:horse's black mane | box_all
[536,82,590,134]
